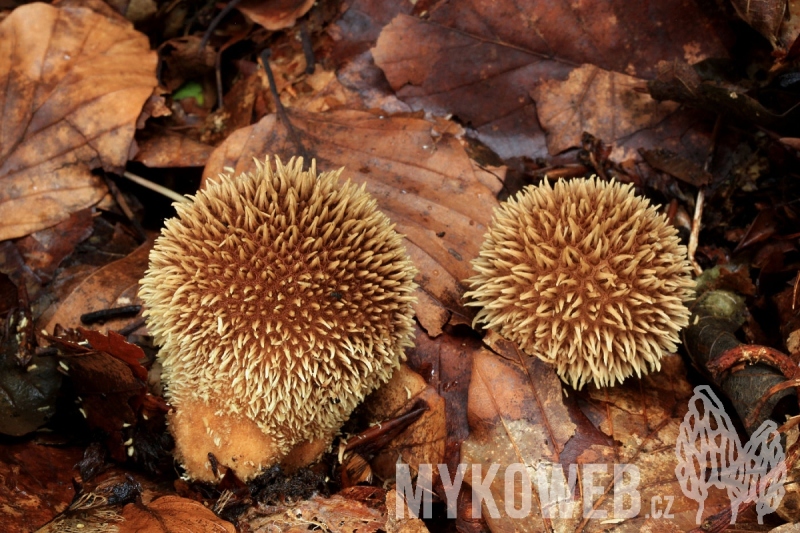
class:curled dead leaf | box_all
[0,2,157,240]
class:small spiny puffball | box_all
[464,177,695,389]
[139,157,417,481]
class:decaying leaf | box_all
[530,65,679,155]
[461,332,733,530]
[43,242,151,335]
[201,109,502,334]
[237,0,315,31]
[120,495,236,532]
[363,365,446,484]
[371,5,729,158]
[243,493,385,533]
[0,442,84,532]
[0,2,157,240]
[731,0,786,48]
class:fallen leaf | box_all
[372,6,730,158]
[243,493,385,533]
[364,365,446,484]
[134,129,214,168]
[44,241,151,335]
[731,0,786,47]
[639,148,713,187]
[201,109,503,334]
[120,495,236,533]
[0,442,83,532]
[237,0,315,31]
[0,2,157,240]
[15,209,94,283]
[462,333,733,530]
[530,64,679,155]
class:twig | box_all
[260,49,308,160]
[299,20,315,74]
[688,188,704,275]
[199,0,245,51]
[121,171,190,204]
[104,175,147,242]
[81,305,142,325]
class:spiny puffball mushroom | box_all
[464,177,694,389]
[139,157,417,481]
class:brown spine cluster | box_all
[465,177,694,389]
[139,158,417,480]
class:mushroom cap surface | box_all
[465,177,694,389]
[139,157,417,480]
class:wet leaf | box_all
[0,2,157,240]
[120,495,236,532]
[201,110,502,333]
[530,64,679,155]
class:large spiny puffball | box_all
[139,157,417,481]
[464,177,694,389]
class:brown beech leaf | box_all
[44,241,151,335]
[120,495,235,533]
[201,110,502,334]
[372,8,730,158]
[237,0,315,31]
[0,442,84,532]
[0,2,157,240]
[134,129,214,168]
[364,364,446,483]
[530,65,679,155]
[462,332,733,531]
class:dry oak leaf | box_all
[201,109,502,335]
[530,64,679,155]
[372,7,729,159]
[120,495,235,533]
[0,2,157,240]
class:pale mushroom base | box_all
[169,398,332,482]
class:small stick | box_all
[199,0,245,51]
[81,305,142,325]
[104,176,147,242]
[299,20,315,74]
[117,317,147,337]
[260,49,308,160]
[688,189,704,275]
[122,171,190,204]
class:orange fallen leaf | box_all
[202,109,502,335]
[237,0,315,31]
[120,495,235,533]
[0,2,157,240]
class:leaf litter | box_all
[1,0,800,531]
